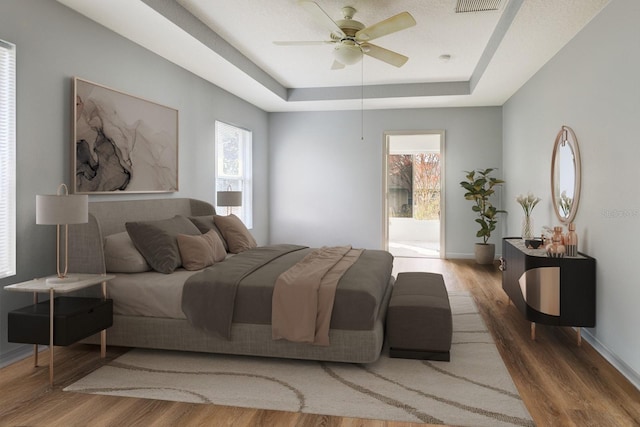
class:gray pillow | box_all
[188,215,229,251]
[125,215,201,274]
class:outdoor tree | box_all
[388,153,440,220]
[413,153,440,220]
[388,154,413,190]
[388,155,413,217]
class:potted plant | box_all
[459,168,506,264]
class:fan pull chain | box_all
[361,58,364,141]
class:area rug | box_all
[65,292,534,426]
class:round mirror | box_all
[551,125,581,223]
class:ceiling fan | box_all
[274,1,416,69]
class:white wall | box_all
[0,0,269,364]
[269,107,503,257]
[503,0,640,387]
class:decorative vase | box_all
[521,215,534,240]
[546,226,566,258]
[565,222,578,257]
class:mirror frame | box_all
[551,125,581,224]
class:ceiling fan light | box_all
[333,43,362,65]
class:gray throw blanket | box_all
[182,244,307,339]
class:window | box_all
[0,39,16,278]
[215,121,252,228]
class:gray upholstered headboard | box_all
[67,198,215,274]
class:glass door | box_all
[384,132,444,258]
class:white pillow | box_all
[104,232,151,273]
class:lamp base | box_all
[46,275,81,285]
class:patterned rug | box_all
[65,292,533,426]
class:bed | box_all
[68,198,394,363]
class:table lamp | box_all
[36,184,88,284]
[216,187,242,215]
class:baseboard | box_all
[581,328,640,392]
[0,344,38,368]
[444,252,504,260]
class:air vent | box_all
[455,0,502,13]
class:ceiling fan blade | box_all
[298,0,345,38]
[331,60,345,70]
[362,43,409,67]
[355,12,416,42]
[273,41,332,46]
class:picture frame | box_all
[72,77,178,194]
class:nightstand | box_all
[5,273,115,385]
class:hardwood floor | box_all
[1,258,639,426]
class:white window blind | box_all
[215,121,253,228]
[0,39,16,279]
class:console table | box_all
[500,238,595,345]
[5,274,114,385]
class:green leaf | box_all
[461,167,506,243]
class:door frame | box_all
[383,130,446,258]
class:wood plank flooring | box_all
[1,258,639,426]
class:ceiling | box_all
[57,0,610,112]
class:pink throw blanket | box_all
[271,246,363,346]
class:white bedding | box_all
[108,270,198,319]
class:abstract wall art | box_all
[73,77,178,194]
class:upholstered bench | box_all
[386,272,452,361]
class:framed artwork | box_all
[73,77,178,194]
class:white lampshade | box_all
[36,184,89,282]
[216,191,242,207]
[36,194,88,225]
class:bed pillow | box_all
[104,232,151,273]
[213,214,257,254]
[188,215,229,252]
[125,215,201,274]
[177,229,227,270]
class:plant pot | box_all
[474,243,495,265]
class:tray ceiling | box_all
[57,0,610,112]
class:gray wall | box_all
[503,0,640,387]
[269,107,503,256]
[0,0,269,364]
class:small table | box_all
[5,273,115,385]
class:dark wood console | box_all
[500,238,595,344]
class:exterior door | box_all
[384,131,445,258]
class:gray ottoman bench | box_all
[386,272,452,361]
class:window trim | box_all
[0,39,16,279]
[214,121,253,228]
